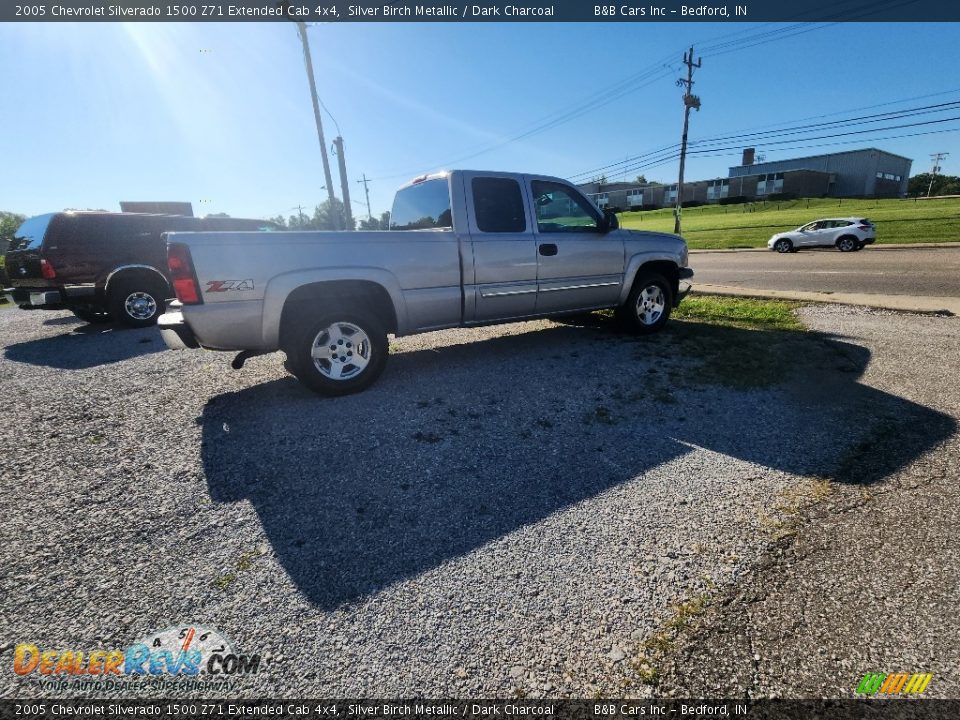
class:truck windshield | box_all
[390,179,452,231]
[9,213,55,251]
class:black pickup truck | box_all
[4,212,279,327]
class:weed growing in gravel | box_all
[631,657,658,685]
[212,572,236,590]
[667,595,709,631]
[412,430,443,443]
[211,546,265,590]
[583,406,616,425]
[757,478,837,541]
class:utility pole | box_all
[278,4,338,217]
[674,46,702,235]
[927,152,949,197]
[332,136,353,230]
[357,173,373,220]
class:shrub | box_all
[718,195,749,205]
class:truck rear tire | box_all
[616,272,673,335]
[285,309,388,396]
[108,279,167,328]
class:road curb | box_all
[690,242,960,254]
[693,283,959,316]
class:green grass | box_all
[618,196,960,249]
[666,295,808,388]
[674,294,806,332]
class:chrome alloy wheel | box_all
[635,284,666,326]
[310,321,371,380]
[124,292,157,321]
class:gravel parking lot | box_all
[0,302,954,698]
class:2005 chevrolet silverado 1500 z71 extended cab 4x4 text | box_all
[158,170,694,396]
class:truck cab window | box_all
[531,181,600,233]
[390,178,453,231]
[471,177,526,233]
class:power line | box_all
[567,98,960,182]
[579,126,960,183]
[370,22,856,183]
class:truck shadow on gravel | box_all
[199,321,955,608]
[4,324,164,369]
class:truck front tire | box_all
[285,309,388,396]
[616,272,673,335]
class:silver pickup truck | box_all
[159,170,693,396]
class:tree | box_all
[0,211,25,285]
[0,211,26,245]
[358,211,391,231]
[590,174,608,185]
[270,199,355,230]
[908,173,960,197]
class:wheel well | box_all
[634,260,679,298]
[835,234,858,246]
[279,280,398,346]
[105,267,171,298]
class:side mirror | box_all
[602,209,619,232]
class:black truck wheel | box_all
[285,310,388,396]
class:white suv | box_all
[768,217,876,253]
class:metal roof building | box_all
[728,147,912,198]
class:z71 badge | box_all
[206,279,254,292]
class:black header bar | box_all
[3,0,960,23]
[4,699,960,720]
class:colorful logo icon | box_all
[856,672,932,695]
[13,624,261,677]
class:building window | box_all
[756,173,784,196]
[626,190,643,208]
[706,179,729,201]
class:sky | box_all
[1,20,959,221]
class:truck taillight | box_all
[40,258,56,279]
[167,243,202,305]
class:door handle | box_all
[539,243,558,256]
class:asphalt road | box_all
[691,245,960,298]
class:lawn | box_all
[673,294,805,332]
[618,196,960,249]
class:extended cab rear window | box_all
[9,214,55,251]
[472,177,526,233]
[390,178,452,231]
